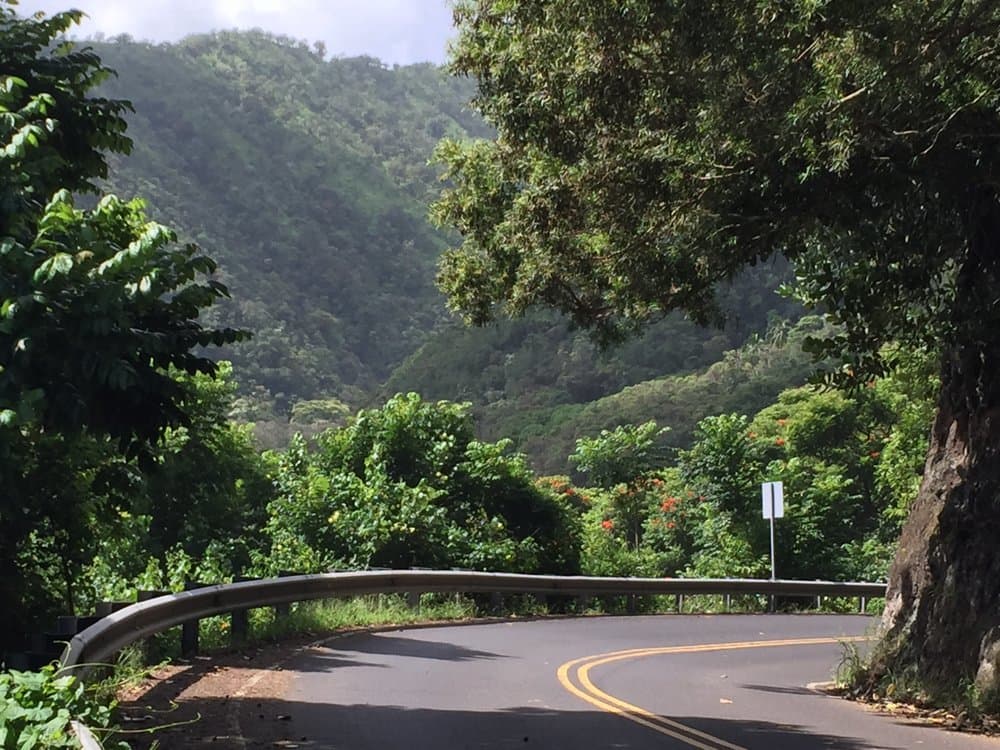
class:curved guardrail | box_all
[60,570,886,670]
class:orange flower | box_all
[667,521,676,529]
[661,497,678,512]
[869,451,880,458]
[775,437,786,446]
[601,519,614,531]
[777,418,788,426]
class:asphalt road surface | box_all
[277,615,1000,749]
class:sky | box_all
[14,0,457,65]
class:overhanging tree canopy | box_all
[433,0,1000,699]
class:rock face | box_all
[879,340,1000,699]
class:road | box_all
[273,615,1000,749]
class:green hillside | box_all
[90,32,812,460]
[479,316,828,475]
[94,32,490,410]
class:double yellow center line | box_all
[557,636,869,749]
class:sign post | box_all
[761,481,784,581]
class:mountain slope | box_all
[95,32,488,409]
[90,32,815,463]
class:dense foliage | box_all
[0,10,828,660]
[18,350,935,618]
[265,393,581,574]
[0,665,127,750]
[0,3,244,653]
[386,259,803,469]
[3,0,985,735]
[481,315,826,475]
[575,353,936,583]
[80,31,808,454]
[434,0,1000,369]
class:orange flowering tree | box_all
[573,362,933,581]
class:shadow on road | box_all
[738,683,819,697]
[119,696,900,750]
[320,632,506,662]
[274,649,389,672]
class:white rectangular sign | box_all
[761,481,784,519]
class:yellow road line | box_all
[557,636,870,749]
[557,659,727,750]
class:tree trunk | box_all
[0,542,27,655]
[877,200,1000,699]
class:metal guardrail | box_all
[60,570,886,670]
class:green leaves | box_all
[436,0,1000,373]
[32,252,72,282]
[1,185,248,444]
[0,7,251,448]
[0,665,127,750]
[0,3,254,652]
[571,421,668,490]
[0,75,27,96]
[265,394,580,574]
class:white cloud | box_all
[13,0,456,64]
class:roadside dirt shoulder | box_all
[110,613,533,748]
[115,637,312,750]
[816,683,1000,737]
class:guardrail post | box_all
[274,571,300,619]
[626,594,637,615]
[230,578,252,646]
[724,594,731,612]
[181,582,209,657]
[490,591,503,614]
[137,591,169,662]
[406,591,421,611]
[859,596,867,614]
[95,601,131,617]
[675,594,684,613]
[576,594,588,613]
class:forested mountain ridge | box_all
[90,31,807,464]
[93,31,490,411]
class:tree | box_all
[433,0,1000,699]
[570,421,666,489]
[265,394,580,574]
[0,4,245,648]
[571,421,667,550]
[141,363,272,563]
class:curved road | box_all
[272,615,998,749]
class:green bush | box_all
[263,394,581,574]
[0,665,127,750]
